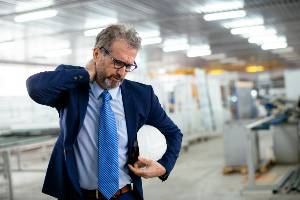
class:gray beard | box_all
[103,78,122,89]
[96,73,122,89]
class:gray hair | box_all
[94,24,141,51]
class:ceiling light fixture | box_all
[187,49,211,57]
[84,17,118,37]
[248,35,286,45]
[14,9,58,22]
[261,42,288,50]
[240,29,277,38]
[231,25,265,35]
[84,28,104,37]
[84,17,118,29]
[197,1,244,13]
[223,17,264,28]
[141,37,162,46]
[139,30,160,39]
[204,10,246,21]
[163,38,189,52]
[163,44,190,52]
[187,45,211,57]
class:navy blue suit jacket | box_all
[26,65,182,200]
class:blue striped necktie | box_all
[98,90,119,199]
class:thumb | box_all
[138,156,151,165]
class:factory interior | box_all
[1,0,300,199]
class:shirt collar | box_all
[90,81,119,100]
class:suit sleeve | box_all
[26,64,90,109]
[146,86,183,181]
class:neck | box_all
[95,79,108,90]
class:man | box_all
[26,24,182,200]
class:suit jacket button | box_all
[73,76,78,80]
[79,75,83,80]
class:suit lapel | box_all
[121,80,136,147]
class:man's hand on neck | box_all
[86,59,96,81]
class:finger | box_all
[138,156,151,165]
[128,164,136,172]
[128,164,141,174]
[128,164,148,178]
[133,161,143,168]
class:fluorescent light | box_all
[196,1,244,13]
[163,38,187,46]
[84,17,118,28]
[14,9,58,22]
[187,49,211,57]
[46,49,72,57]
[246,65,264,73]
[204,10,246,21]
[84,28,104,37]
[223,17,264,28]
[15,0,54,12]
[187,45,211,57]
[240,29,277,38]
[139,30,160,39]
[163,44,189,52]
[248,35,286,45]
[231,25,265,35]
[84,17,118,37]
[142,37,162,46]
[163,38,189,52]
[261,42,288,50]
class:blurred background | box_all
[1,0,300,199]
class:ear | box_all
[93,48,101,62]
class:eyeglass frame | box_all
[99,47,138,72]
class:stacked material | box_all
[273,166,300,194]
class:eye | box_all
[113,59,125,67]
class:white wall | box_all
[284,68,300,100]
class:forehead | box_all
[111,39,134,51]
[110,39,138,63]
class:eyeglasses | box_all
[100,47,138,72]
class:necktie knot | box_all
[101,90,112,102]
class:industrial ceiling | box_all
[0,0,300,73]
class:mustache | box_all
[110,74,122,80]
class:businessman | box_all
[26,24,182,200]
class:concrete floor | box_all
[1,136,299,200]
[143,136,244,200]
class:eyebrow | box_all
[103,47,133,66]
